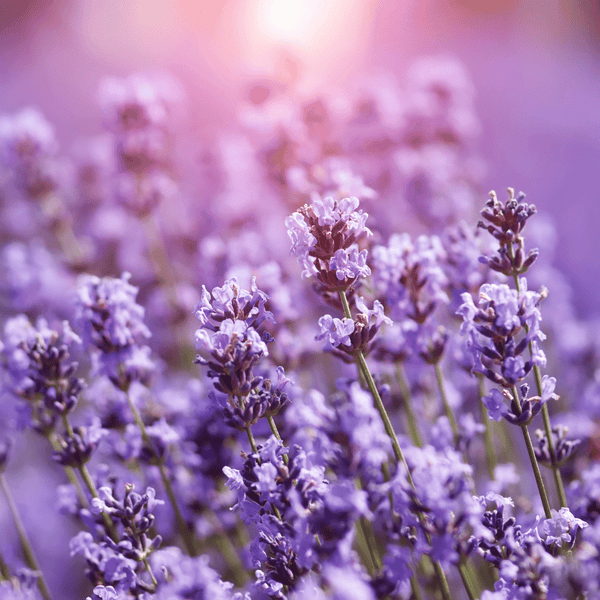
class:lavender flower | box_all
[457,279,547,387]
[285,195,372,291]
[316,298,391,357]
[76,272,154,389]
[194,277,273,332]
[371,232,449,323]
[1,315,84,432]
[478,189,539,277]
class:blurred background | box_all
[1,0,599,316]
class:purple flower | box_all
[286,195,372,291]
[76,272,155,389]
[372,232,448,322]
[317,298,392,356]
[328,246,371,281]
[76,272,150,351]
[457,279,546,387]
[194,277,274,332]
[483,389,510,422]
[1,315,84,432]
[539,507,587,549]
[478,189,539,277]
[316,315,355,348]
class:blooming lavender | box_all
[285,195,371,296]
[1,58,600,600]
[76,272,154,390]
[0,315,84,433]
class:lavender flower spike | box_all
[76,272,155,389]
[285,195,372,291]
[194,276,274,332]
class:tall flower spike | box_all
[285,195,372,292]
[478,188,539,277]
[1,315,84,432]
[194,277,274,332]
[76,272,155,390]
[457,279,547,388]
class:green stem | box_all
[142,557,158,589]
[125,393,198,556]
[536,369,568,508]
[246,426,259,454]
[511,387,552,518]
[395,363,423,447]
[434,363,459,444]
[478,376,497,480]
[354,479,382,574]
[355,517,377,576]
[60,415,119,541]
[410,574,423,600]
[1,474,52,600]
[46,432,89,509]
[432,561,453,600]
[0,543,10,581]
[510,244,567,508]
[266,415,288,465]
[339,289,454,600]
[355,350,407,472]
[457,561,477,600]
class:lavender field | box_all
[1,2,600,599]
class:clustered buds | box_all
[535,425,580,467]
[286,196,371,292]
[194,278,291,430]
[0,315,84,433]
[76,272,155,390]
[478,189,539,277]
[482,379,558,426]
[92,484,164,565]
[316,298,392,359]
[457,280,546,388]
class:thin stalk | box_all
[142,557,158,589]
[60,415,119,542]
[124,394,197,556]
[395,363,423,447]
[478,376,497,480]
[355,517,377,576]
[1,474,52,600]
[434,363,459,444]
[0,544,10,581]
[339,290,453,600]
[246,426,259,454]
[207,521,250,587]
[266,415,288,465]
[46,431,89,509]
[354,478,383,574]
[510,245,567,508]
[457,561,477,600]
[410,574,423,600]
[535,369,568,508]
[511,387,552,518]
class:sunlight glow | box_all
[239,0,374,81]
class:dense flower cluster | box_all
[0,59,598,600]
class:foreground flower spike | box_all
[457,279,547,389]
[76,272,154,390]
[478,188,539,277]
[195,278,291,439]
[1,315,84,433]
[285,195,371,293]
[476,188,571,512]
[316,298,392,358]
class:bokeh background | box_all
[1,0,599,316]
